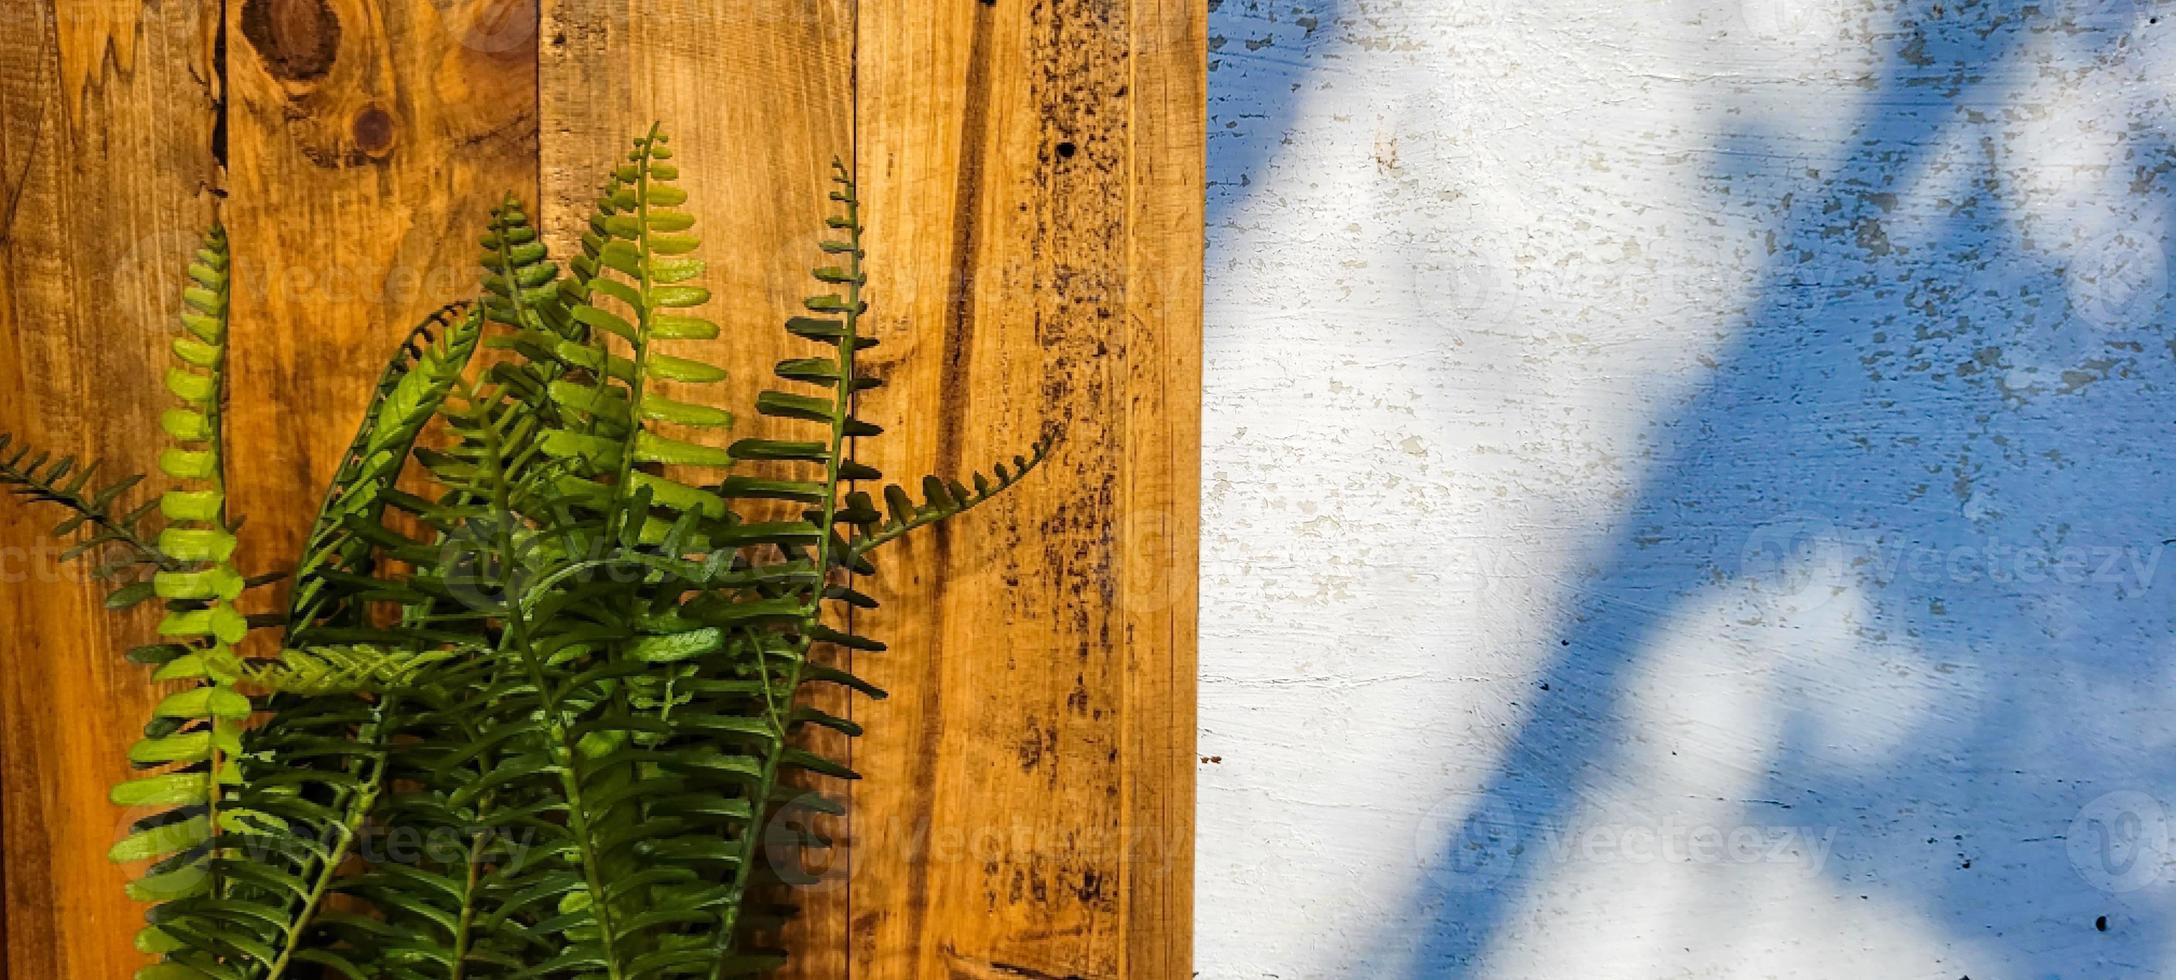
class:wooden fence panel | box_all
[0,1,1197,974]
[1116,7,1203,971]
[221,0,541,565]
[851,2,1201,976]
[0,4,222,975]
[536,1,857,973]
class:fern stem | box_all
[431,647,505,980]
[0,452,173,570]
[447,825,489,980]
[604,122,667,758]
[609,123,664,522]
[847,476,1032,556]
[196,225,238,906]
[707,166,866,977]
[484,412,631,980]
[422,630,508,980]
[261,699,394,980]
[505,594,631,980]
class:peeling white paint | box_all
[1202,1,2176,976]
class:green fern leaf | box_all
[286,302,483,642]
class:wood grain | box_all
[536,0,853,449]
[221,0,540,567]
[839,0,1201,971]
[0,3,222,975]
[537,2,1200,972]
[848,0,1200,975]
[0,0,537,974]
[1115,6,1202,973]
[540,1,1202,972]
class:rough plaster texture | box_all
[1200,1,2176,977]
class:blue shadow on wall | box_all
[1208,1,1346,230]
[1397,2,2176,976]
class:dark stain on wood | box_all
[939,2,997,479]
[941,943,1096,979]
[887,6,1005,964]
[1017,716,1046,772]
[239,0,341,82]
[210,1,230,168]
[1074,868,1105,904]
[351,105,395,157]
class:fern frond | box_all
[0,432,170,597]
[543,124,736,550]
[0,137,1056,980]
[243,644,467,696]
[681,157,888,974]
[482,194,588,425]
[286,302,484,643]
[719,157,880,551]
[231,213,573,974]
[222,673,404,979]
[845,433,1059,556]
[481,195,574,340]
[110,225,266,973]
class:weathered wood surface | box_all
[848,0,1201,975]
[535,2,857,973]
[221,0,541,568]
[0,2,1198,975]
[0,4,223,975]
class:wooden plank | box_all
[1115,5,1202,974]
[221,0,542,567]
[0,3,223,975]
[0,0,540,969]
[851,1,1202,976]
[536,2,857,974]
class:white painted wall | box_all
[1200,1,2176,976]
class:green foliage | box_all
[0,432,169,594]
[0,127,1050,979]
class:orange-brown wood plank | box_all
[535,4,857,973]
[851,1,1202,976]
[0,4,223,975]
[535,0,855,458]
[1116,5,1203,972]
[0,0,539,972]
[221,0,541,567]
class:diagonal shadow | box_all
[1208,0,1348,230]
[1397,2,2176,975]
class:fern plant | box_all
[0,125,1051,979]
